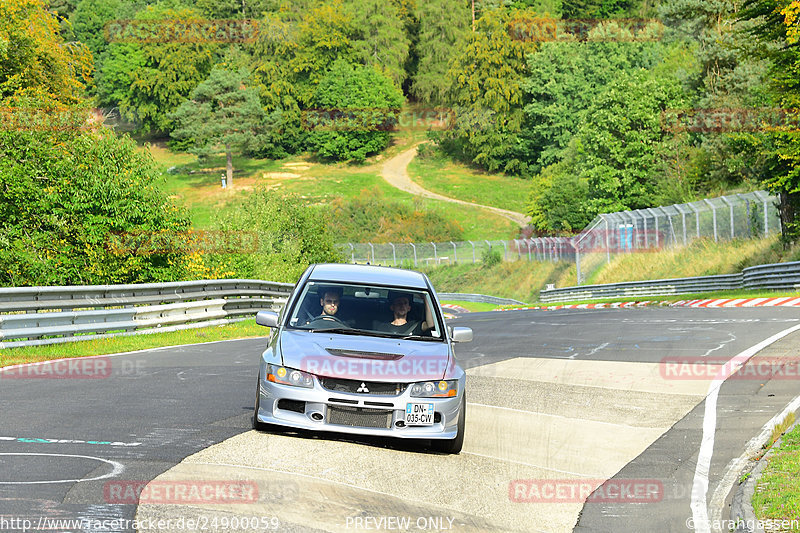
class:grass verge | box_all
[441,300,501,312]
[752,417,800,530]
[0,320,267,367]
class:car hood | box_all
[279,329,453,381]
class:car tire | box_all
[253,376,269,432]
[432,393,465,454]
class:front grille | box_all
[327,406,392,429]
[319,377,406,396]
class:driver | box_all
[303,286,351,326]
[319,288,341,318]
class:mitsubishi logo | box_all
[356,382,369,393]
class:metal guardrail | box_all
[438,293,525,305]
[539,261,800,302]
[0,280,294,348]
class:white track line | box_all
[690,324,800,533]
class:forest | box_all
[1,0,798,285]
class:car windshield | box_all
[286,281,444,341]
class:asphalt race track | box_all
[1,307,799,532]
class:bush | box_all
[207,188,342,283]
[481,248,502,268]
[324,188,464,243]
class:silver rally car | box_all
[253,263,472,454]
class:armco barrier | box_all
[0,279,293,348]
[438,293,525,305]
[539,261,800,302]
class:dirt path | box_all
[380,144,530,227]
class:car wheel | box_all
[432,393,465,454]
[253,375,269,432]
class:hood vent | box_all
[326,348,403,360]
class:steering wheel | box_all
[305,315,349,328]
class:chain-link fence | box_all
[336,191,781,283]
[335,238,576,267]
[573,191,780,283]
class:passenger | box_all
[374,291,434,335]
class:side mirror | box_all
[451,327,473,343]
[256,310,279,328]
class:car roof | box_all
[307,264,429,290]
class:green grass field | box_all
[146,141,519,239]
[408,150,529,214]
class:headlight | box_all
[267,364,314,388]
[410,380,457,398]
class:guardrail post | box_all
[410,243,417,266]
[389,242,397,266]
[450,241,457,263]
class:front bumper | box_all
[255,375,463,440]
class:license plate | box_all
[405,403,434,426]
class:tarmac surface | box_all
[1,307,799,532]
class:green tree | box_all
[521,36,663,173]
[349,0,410,88]
[71,0,121,69]
[1,0,92,103]
[96,4,217,133]
[575,72,688,215]
[737,0,800,243]
[412,0,470,102]
[170,67,270,187]
[0,124,191,286]
[308,60,404,162]
[437,9,535,174]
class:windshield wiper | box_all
[308,327,361,334]
[401,334,443,341]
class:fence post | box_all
[688,203,701,239]
[389,242,396,266]
[468,240,475,263]
[450,241,457,263]
[721,196,734,239]
[348,243,354,263]
[368,242,375,263]
[675,205,688,245]
[501,241,508,260]
[574,239,582,285]
[703,199,718,241]
[431,242,437,264]
[526,238,532,261]
[603,216,611,264]
[410,243,417,267]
